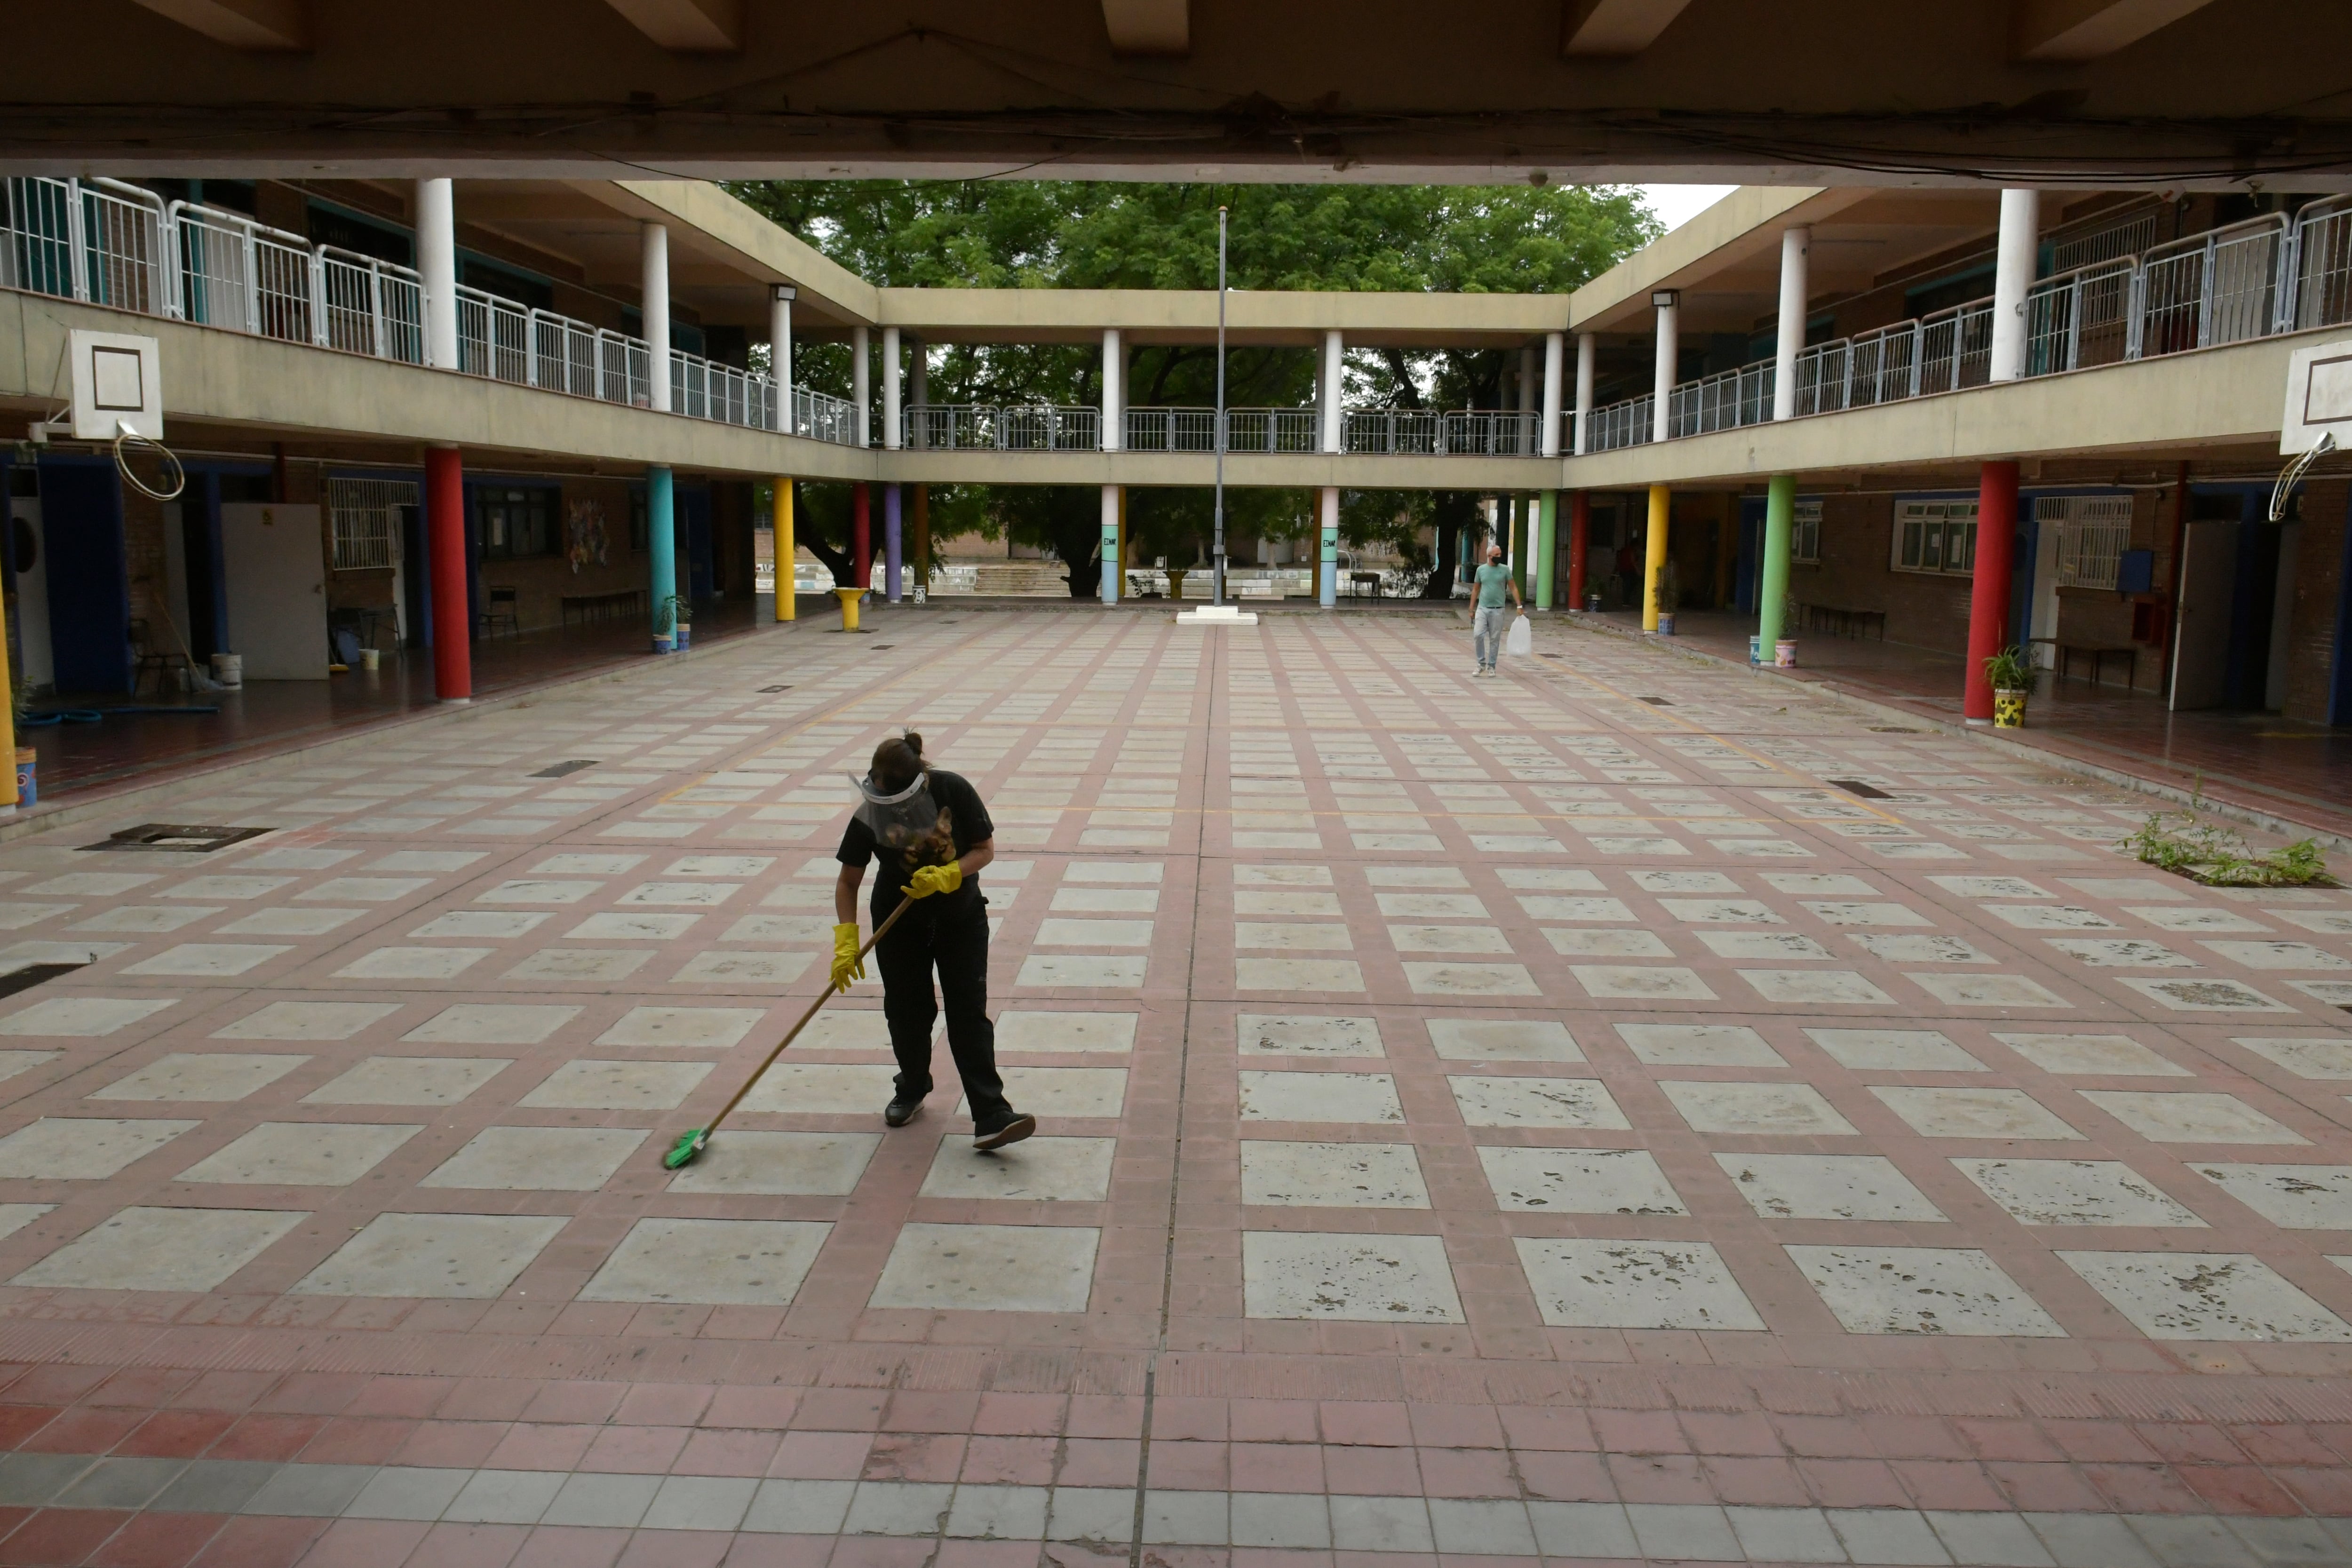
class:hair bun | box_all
[903,731,924,756]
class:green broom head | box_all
[663,1129,707,1170]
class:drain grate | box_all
[0,963,84,998]
[871,644,894,651]
[80,824,270,854]
[758,685,794,693]
[1637,696,1672,707]
[1868,726,1926,734]
[529,760,599,779]
[1828,779,1892,799]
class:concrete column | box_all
[770,286,794,426]
[1773,227,1809,421]
[1101,484,1120,605]
[773,477,795,622]
[647,465,676,650]
[1518,347,1537,449]
[642,223,671,414]
[1567,492,1589,610]
[1541,333,1565,457]
[1535,491,1558,610]
[908,340,927,450]
[1320,330,1344,454]
[416,179,458,372]
[1318,485,1339,608]
[852,326,871,446]
[882,326,902,451]
[425,444,469,697]
[1651,290,1678,445]
[851,483,872,593]
[1643,484,1670,631]
[1102,328,1122,451]
[1757,473,1796,658]
[1990,190,2040,383]
[884,483,903,601]
[912,485,930,600]
[1964,462,2021,720]
[1573,333,1596,455]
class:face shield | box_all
[850,770,955,868]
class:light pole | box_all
[1212,203,1229,607]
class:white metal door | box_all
[8,499,52,694]
[2169,520,2236,710]
[2028,517,2062,667]
[2266,522,2301,712]
[219,503,326,680]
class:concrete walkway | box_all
[0,605,2341,1565]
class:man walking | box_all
[1471,540,1521,676]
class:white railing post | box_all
[64,179,88,304]
[1773,225,1808,420]
[1990,189,2039,382]
[1651,289,1678,443]
[2196,232,2218,349]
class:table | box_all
[1346,572,1384,599]
[2058,642,2136,687]
[562,588,647,625]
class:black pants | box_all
[874,895,1009,1121]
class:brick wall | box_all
[1792,493,1976,656]
[476,477,646,636]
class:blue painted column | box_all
[1318,486,1339,608]
[885,484,903,603]
[648,465,676,652]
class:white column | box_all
[417,178,457,372]
[882,326,902,450]
[1990,188,2040,384]
[1320,329,1344,454]
[1773,226,1809,421]
[1102,327,1123,451]
[852,326,871,446]
[1573,332,1595,456]
[1651,289,1678,445]
[1541,332,1565,457]
[641,222,671,413]
[769,286,794,417]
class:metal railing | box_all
[2139,213,2291,357]
[1667,362,1773,438]
[1443,409,1541,454]
[904,405,1100,451]
[1585,394,1653,454]
[2026,257,2136,374]
[1794,320,1920,414]
[2294,195,2352,334]
[0,174,854,442]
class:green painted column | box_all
[1757,472,1796,659]
[1534,491,1558,610]
[1510,495,1530,598]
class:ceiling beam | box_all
[601,0,740,51]
[1101,0,1188,56]
[127,0,305,49]
[2013,0,2218,61]
[1560,0,1694,57]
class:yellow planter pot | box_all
[834,588,864,631]
[1993,688,2028,729]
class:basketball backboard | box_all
[65,330,161,442]
[2280,335,2352,455]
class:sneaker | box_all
[883,1095,924,1128]
[972,1107,1037,1151]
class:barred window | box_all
[1792,499,1823,565]
[2037,495,2134,590]
[1892,499,1978,577]
[326,476,416,572]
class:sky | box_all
[1636,184,1738,231]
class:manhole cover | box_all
[530,760,599,779]
[79,824,270,853]
[1828,779,1892,799]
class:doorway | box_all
[2170,486,2299,712]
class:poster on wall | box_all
[566,499,608,573]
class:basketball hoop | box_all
[2271,430,2333,523]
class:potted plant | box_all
[666,594,693,652]
[1985,644,2033,727]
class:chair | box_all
[128,619,185,695]
[477,586,520,640]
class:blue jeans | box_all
[1473,605,1508,668]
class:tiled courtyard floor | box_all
[0,605,2346,1564]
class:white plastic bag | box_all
[1504,612,1532,656]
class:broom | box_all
[663,897,916,1169]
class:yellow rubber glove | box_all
[903,861,963,901]
[830,922,865,991]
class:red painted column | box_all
[1963,460,2020,722]
[851,483,872,595]
[425,445,471,702]
[1566,492,1590,611]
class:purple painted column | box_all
[884,483,903,603]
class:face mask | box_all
[850,770,955,868]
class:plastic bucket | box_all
[13,748,33,809]
[358,648,380,671]
[1774,639,1798,668]
[675,621,692,651]
[1748,636,1761,667]
[210,653,243,688]
[1656,613,1676,637]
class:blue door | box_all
[36,458,130,695]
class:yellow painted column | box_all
[1642,484,1670,632]
[773,477,795,622]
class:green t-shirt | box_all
[1473,563,1514,609]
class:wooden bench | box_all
[561,588,646,625]
[1798,603,1887,641]
[1346,572,1384,599]
[2058,642,2136,687]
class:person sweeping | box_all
[833,732,1034,1150]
